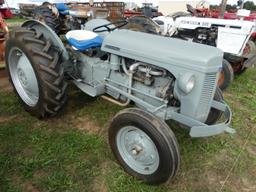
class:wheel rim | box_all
[8,47,39,107]
[116,126,160,175]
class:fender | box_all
[22,20,69,61]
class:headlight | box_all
[178,73,196,94]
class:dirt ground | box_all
[0,69,12,92]
[0,69,7,78]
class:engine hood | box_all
[101,30,223,74]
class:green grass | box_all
[0,67,256,192]
[5,16,27,24]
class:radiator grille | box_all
[196,73,217,117]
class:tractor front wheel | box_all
[5,27,68,118]
[109,108,180,184]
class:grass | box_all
[5,17,27,25]
[0,67,256,192]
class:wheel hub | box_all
[18,68,28,87]
[117,126,160,175]
[16,55,38,95]
[126,138,157,165]
[131,145,143,155]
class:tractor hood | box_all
[101,30,223,74]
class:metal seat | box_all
[65,30,103,51]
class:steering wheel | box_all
[93,20,128,33]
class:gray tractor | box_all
[5,19,235,184]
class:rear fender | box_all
[217,26,253,56]
[22,20,69,61]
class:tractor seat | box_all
[65,30,103,51]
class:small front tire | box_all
[109,108,180,184]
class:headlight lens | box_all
[178,73,195,94]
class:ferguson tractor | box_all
[153,13,256,90]
[5,19,235,184]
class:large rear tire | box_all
[109,108,180,184]
[5,27,68,118]
[34,5,61,34]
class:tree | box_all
[243,1,256,11]
[226,4,237,11]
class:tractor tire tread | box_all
[32,48,53,60]
[35,32,43,39]
[39,63,59,77]
[50,54,60,69]
[23,36,45,45]
[42,79,61,93]
[43,40,51,52]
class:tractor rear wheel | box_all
[217,59,234,90]
[205,87,223,125]
[109,108,180,184]
[5,27,68,118]
[34,5,61,34]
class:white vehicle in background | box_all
[153,9,256,90]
